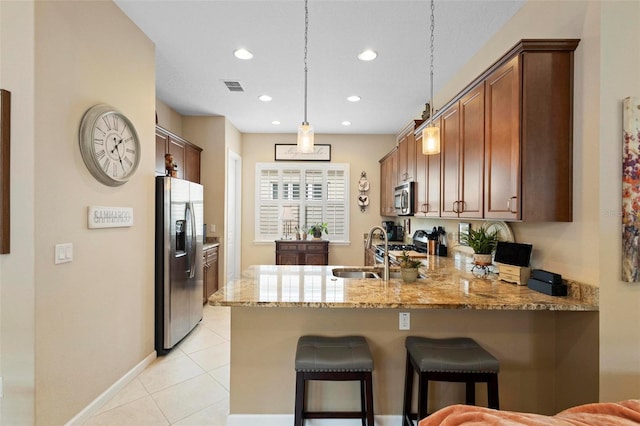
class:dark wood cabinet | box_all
[379,148,398,216]
[155,126,203,183]
[414,130,440,217]
[439,84,484,220]
[413,39,578,222]
[364,245,376,266]
[397,120,423,183]
[484,40,577,221]
[203,245,219,303]
[275,240,329,265]
[484,56,520,220]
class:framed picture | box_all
[0,89,10,254]
[622,97,640,282]
[275,144,331,161]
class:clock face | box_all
[79,104,140,186]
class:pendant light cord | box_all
[429,0,435,125]
[303,0,309,125]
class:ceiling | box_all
[115,0,526,135]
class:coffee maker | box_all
[382,221,394,241]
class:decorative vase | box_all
[313,230,322,239]
[473,253,493,266]
[400,268,419,283]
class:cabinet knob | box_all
[507,196,518,214]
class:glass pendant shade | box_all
[297,122,314,153]
[422,125,440,155]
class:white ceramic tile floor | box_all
[83,305,230,426]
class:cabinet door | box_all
[459,85,484,218]
[379,150,398,216]
[397,131,416,183]
[414,132,427,214]
[155,132,168,176]
[485,56,520,220]
[185,143,202,184]
[415,131,440,216]
[440,105,460,217]
[203,247,220,303]
[168,136,185,180]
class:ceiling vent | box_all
[223,80,244,92]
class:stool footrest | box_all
[304,411,366,419]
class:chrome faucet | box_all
[366,225,390,281]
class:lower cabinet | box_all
[275,240,329,265]
[203,245,219,303]
[364,245,376,266]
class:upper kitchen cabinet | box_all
[414,129,440,217]
[484,40,578,221]
[379,148,398,216]
[155,126,203,183]
[397,120,423,183]
[440,84,485,219]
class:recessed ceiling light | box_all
[347,95,361,102]
[341,121,352,126]
[233,48,253,60]
[357,49,377,61]
[272,121,281,125]
[258,95,272,102]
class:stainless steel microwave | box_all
[394,182,415,216]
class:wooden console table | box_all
[275,240,329,265]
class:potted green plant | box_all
[308,222,328,240]
[459,225,499,266]
[399,250,422,283]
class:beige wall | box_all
[2,1,156,424]
[155,98,183,136]
[241,133,395,268]
[183,116,228,285]
[598,0,640,401]
[0,1,36,424]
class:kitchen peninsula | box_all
[209,256,599,420]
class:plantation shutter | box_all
[255,163,349,242]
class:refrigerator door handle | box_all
[185,202,193,277]
[188,201,197,279]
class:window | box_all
[255,162,349,242]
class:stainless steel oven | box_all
[394,182,415,216]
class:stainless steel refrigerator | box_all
[155,176,204,354]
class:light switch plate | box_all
[55,243,73,264]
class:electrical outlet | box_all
[399,312,410,330]
[210,224,216,233]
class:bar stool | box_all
[294,335,374,426]
[402,336,500,426]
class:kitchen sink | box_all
[331,268,380,279]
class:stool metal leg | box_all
[294,372,305,426]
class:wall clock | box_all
[79,104,140,186]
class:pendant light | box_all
[297,0,314,153]
[422,0,440,155]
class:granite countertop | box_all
[208,253,598,311]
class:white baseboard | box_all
[227,414,401,426]
[65,351,157,426]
